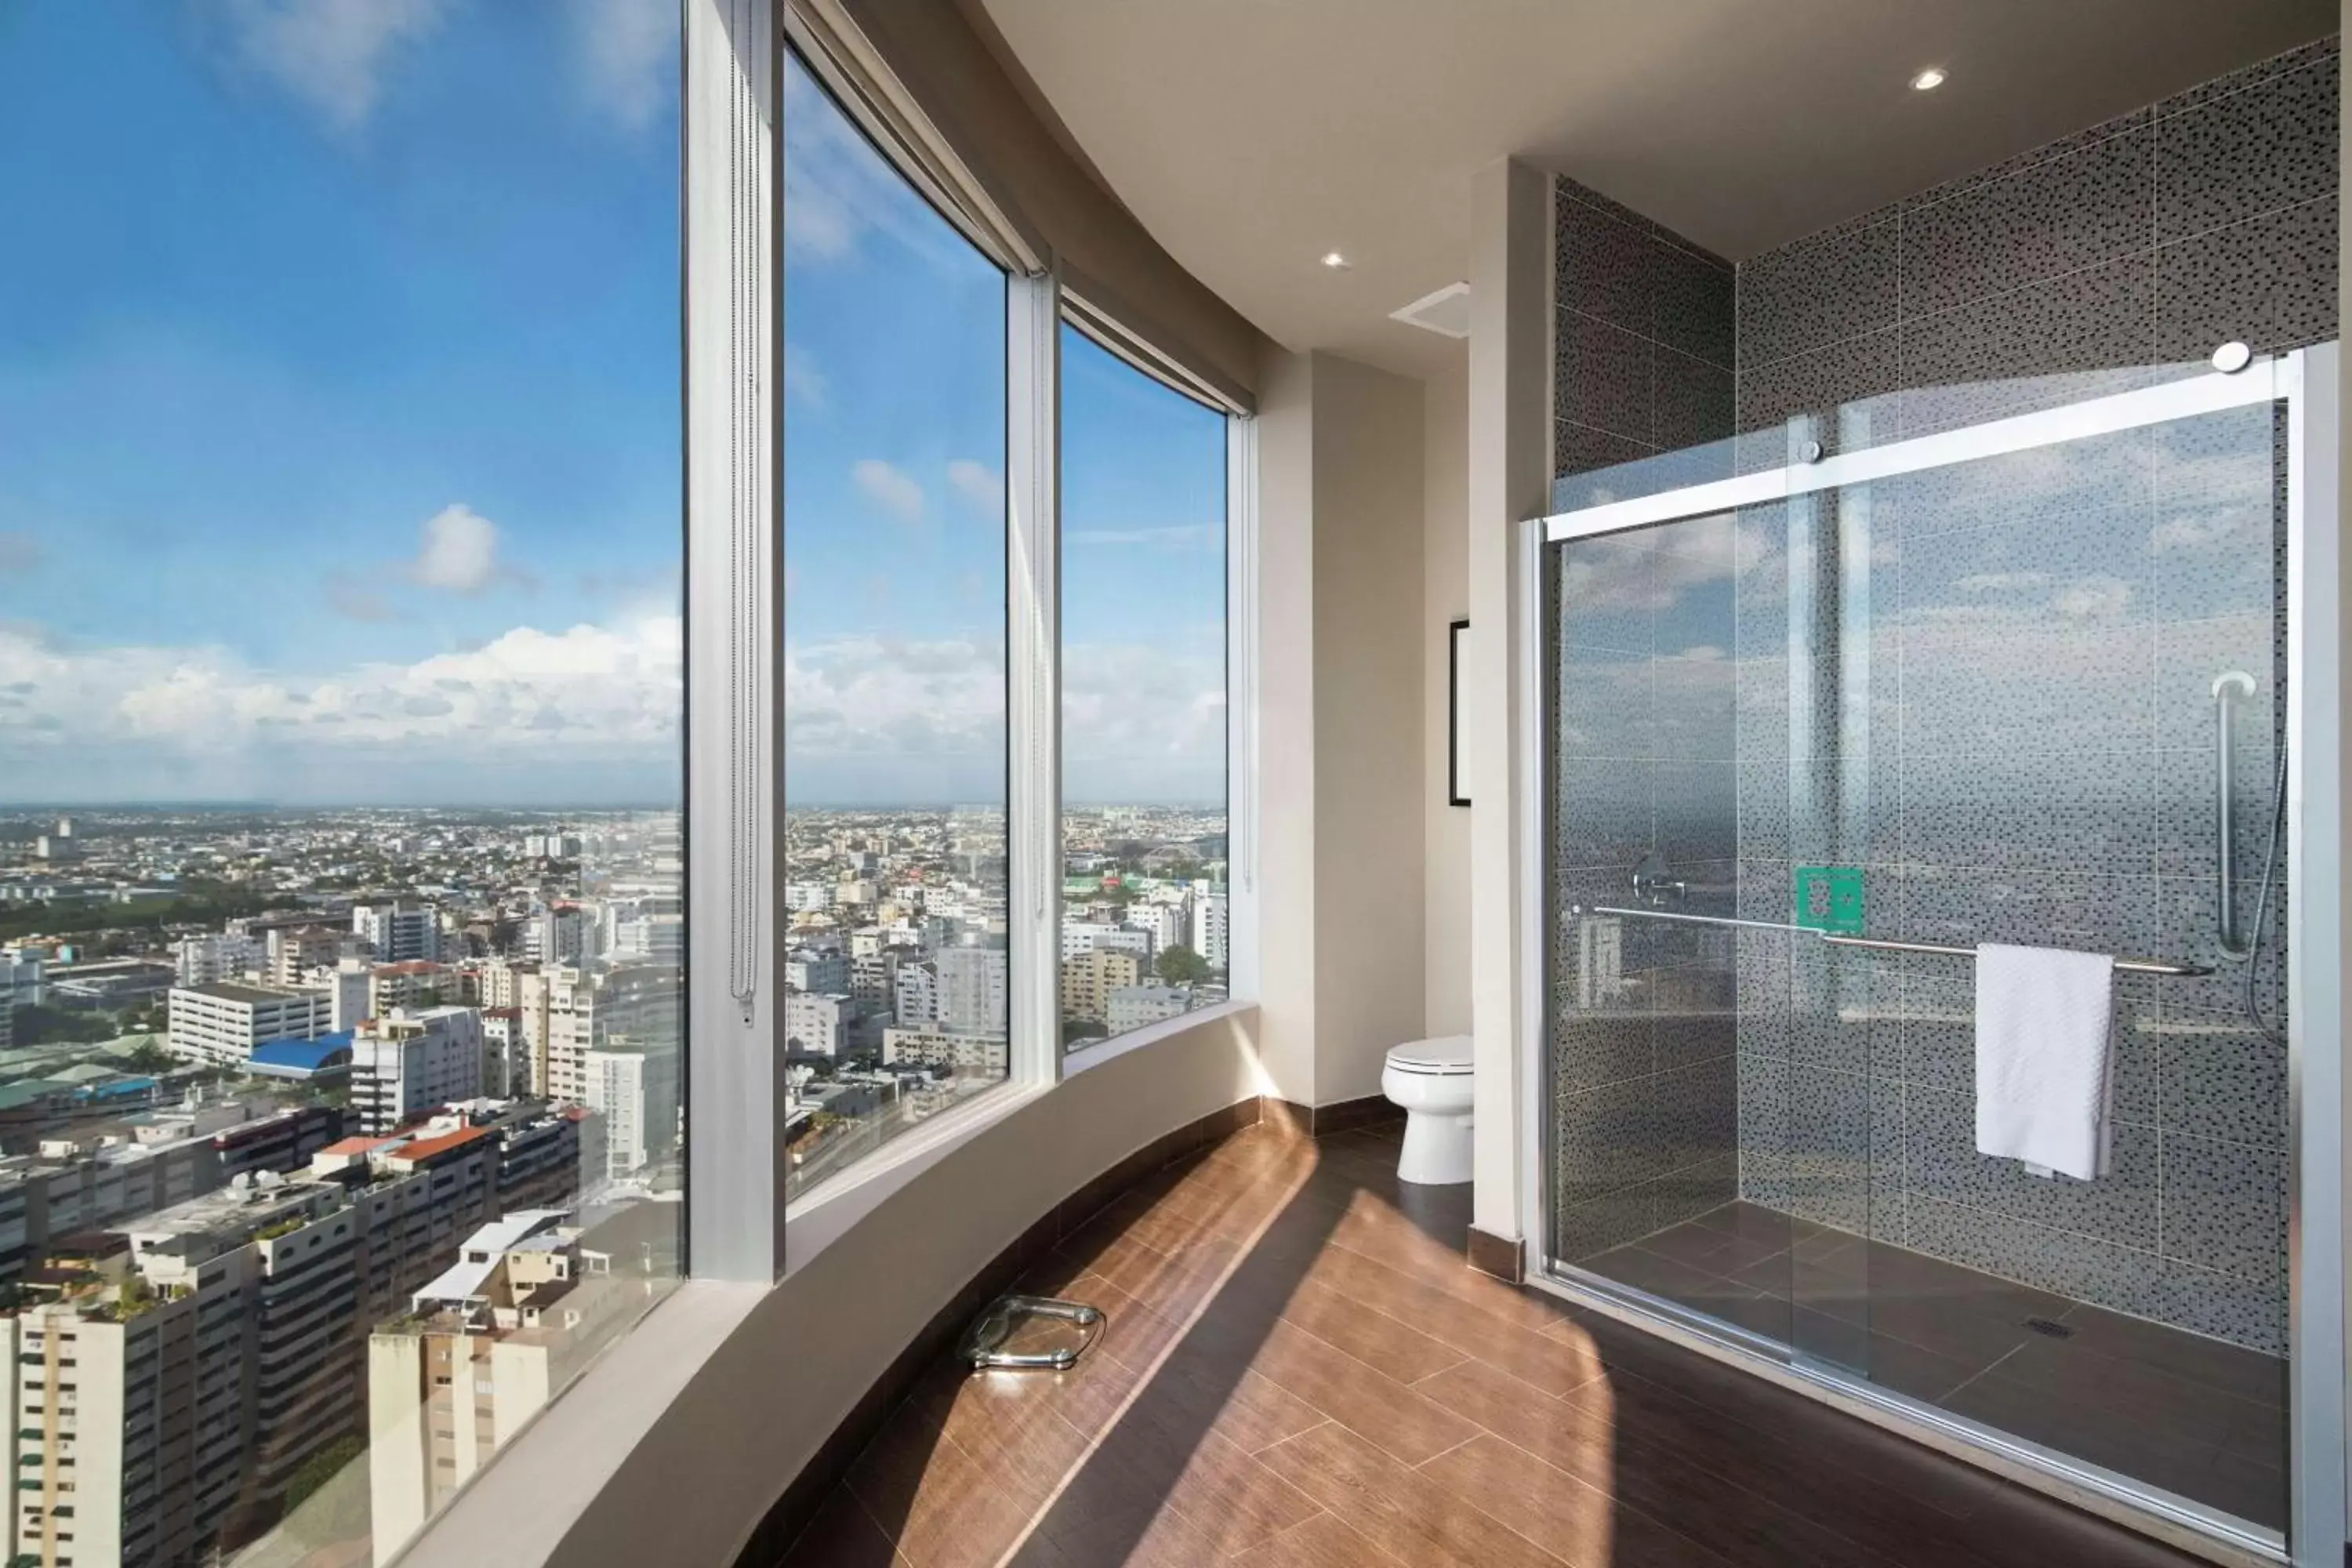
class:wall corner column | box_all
[1467,158,1551,1258]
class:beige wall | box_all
[411,1010,1265,1568]
[1254,348,1434,1109]
[1309,354,1432,1105]
[1422,365,1472,1038]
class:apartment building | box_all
[164,983,331,1068]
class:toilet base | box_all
[1396,1109,1474,1185]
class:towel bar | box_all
[1576,905,2213,978]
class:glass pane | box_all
[0,7,682,1563]
[779,53,1010,1193]
[1550,391,2292,1534]
[1058,328,1229,1051]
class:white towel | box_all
[1974,942,2117,1181]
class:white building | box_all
[1129,901,1188,953]
[521,908,586,964]
[936,947,1007,1036]
[172,931,259,986]
[783,992,852,1058]
[1107,983,1193,1034]
[783,947,850,994]
[583,1044,681,1178]
[892,963,938,1029]
[1192,892,1230,971]
[354,902,442,964]
[166,982,332,1067]
[1060,921,1153,961]
[350,1007,487,1134]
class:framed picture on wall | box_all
[1448,618,1470,808]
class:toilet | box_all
[1380,1035,1475,1185]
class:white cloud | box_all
[574,0,676,132]
[411,504,505,594]
[0,615,681,802]
[851,461,924,525]
[946,460,1000,515]
[326,574,401,624]
[786,636,1005,757]
[216,0,452,131]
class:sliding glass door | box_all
[1542,354,2322,1551]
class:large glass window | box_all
[779,53,1010,1193]
[0,7,681,1563]
[1058,327,1229,1050]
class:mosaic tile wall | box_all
[1551,38,2336,1353]
[1548,182,1741,1264]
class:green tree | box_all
[281,1434,365,1512]
[1155,945,1211,986]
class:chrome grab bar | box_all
[1577,904,2213,978]
[2212,671,2256,958]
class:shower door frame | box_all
[1512,345,2343,1567]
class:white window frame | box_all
[684,0,1263,1279]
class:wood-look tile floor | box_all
[778,1123,2210,1567]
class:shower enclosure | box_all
[1522,347,2341,1563]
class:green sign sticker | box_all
[1793,866,1866,935]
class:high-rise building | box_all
[172,931,259,985]
[166,982,332,1066]
[582,1045,680,1178]
[935,947,1007,1036]
[782,992,852,1059]
[782,947,849,994]
[353,903,442,964]
[267,923,349,985]
[0,952,42,1051]
[891,963,938,1029]
[1060,949,1141,1023]
[1192,892,1230,971]
[350,1007,488,1134]
[370,960,456,1017]
[365,1212,621,1563]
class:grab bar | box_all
[1577,904,2212,978]
[2212,671,2256,958]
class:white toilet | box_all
[1380,1035,1475,1185]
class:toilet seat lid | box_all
[1386,1035,1475,1075]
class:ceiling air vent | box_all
[1390,281,1471,339]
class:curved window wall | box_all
[1057,327,1230,1051]
[778,50,1011,1196]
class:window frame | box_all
[689,0,1260,1283]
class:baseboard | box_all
[1259,1093,1404,1138]
[743,1094,1262,1567]
[1467,1224,1524,1283]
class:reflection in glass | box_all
[1057,328,1229,1051]
[779,53,1011,1193]
[0,8,684,1563]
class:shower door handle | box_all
[2212,672,2256,957]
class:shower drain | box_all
[2022,1317,2074,1339]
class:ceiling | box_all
[978,0,2336,379]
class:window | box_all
[778,50,1011,1195]
[0,5,681,1564]
[1057,327,1230,1049]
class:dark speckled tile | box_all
[1896,254,2160,439]
[2154,49,2339,242]
[1900,126,2151,318]
[2155,192,2341,361]
[1737,218,1900,368]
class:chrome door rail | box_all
[1578,904,2214,978]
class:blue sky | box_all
[0,4,1225,810]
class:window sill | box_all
[781,1076,1051,1278]
[1064,996,1253,1077]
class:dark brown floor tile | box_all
[846,1421,1045,1568]
[1416,1358,1887,1568]
[1226,1508,1408,1566]
[777,1486,906,1568]
[1421,1432,1737,1568]
[1258,1420,1573,1568]
[1640,1214,1793,1277]
[1257,1272,1468,1384]
[2056,1301,2288,1406]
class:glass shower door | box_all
[1548,368,2296,1539]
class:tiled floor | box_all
[774,1121,2211,1567]
[1577,1203,2289,1530]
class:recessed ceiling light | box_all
[1910,67,1947,92]
[1320,251,1351,270]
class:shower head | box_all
[2211,670,2256,701]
